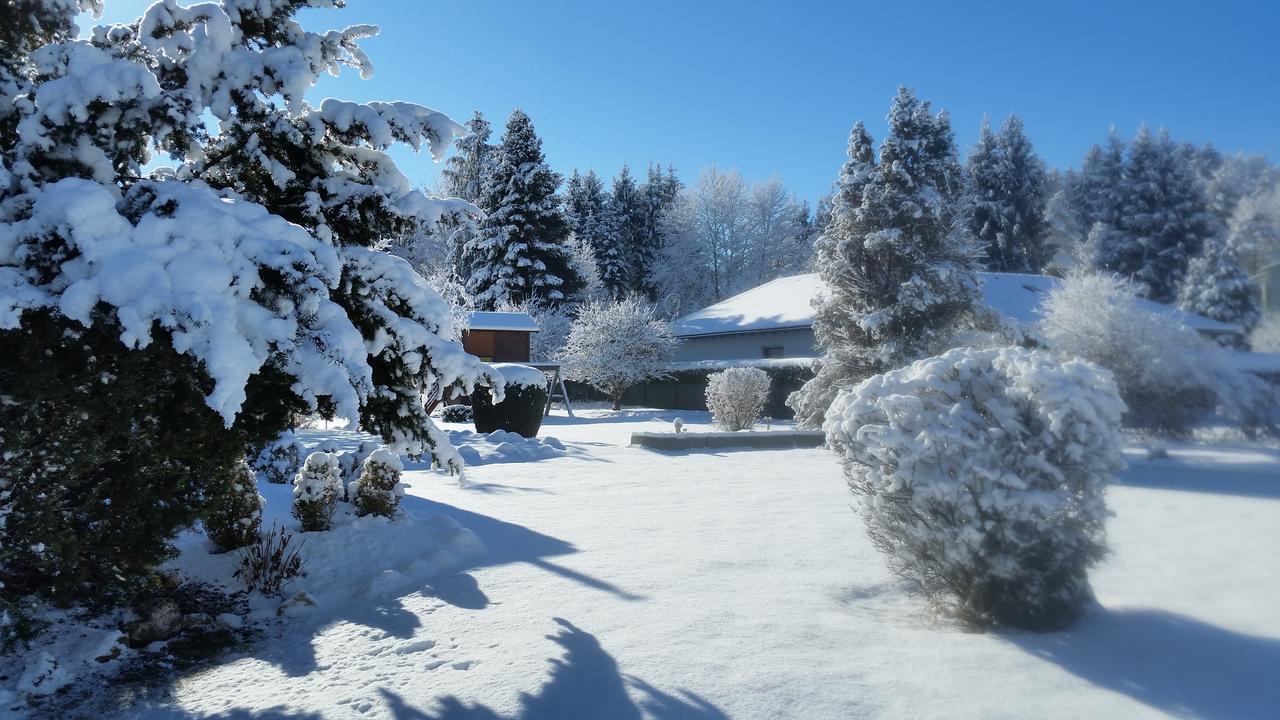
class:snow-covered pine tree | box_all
[0,0,499,607]
[788,88,981,428]
[440,110,495,203]
[438,110,494,280]
[608,164,646,295]
[964,115,1051,272]
[635,163,682,299]
[1093,126,1215,303]
[563,168,616,299]
[463,110,583,310]
[1067,130,1126,234]
[1177,236,1262,342]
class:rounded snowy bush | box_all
[251,430,305,484]
[204,461,265,552]
[292,452,342,532]
[823,346,1125,631]
[472,364,547,438]
[705,367,771,431]
[440,404,473,423]
[349,448,405,519]
[1039,272,1217,436]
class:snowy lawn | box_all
[32,410,1280,718]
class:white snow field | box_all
[50,411,1280,718]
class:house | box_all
[463,311,539,363]
[672,272,1246,363]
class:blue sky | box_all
[84,0,1279,203]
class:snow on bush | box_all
[705,367,771,431]
[1252,314,1280,353]
[441,404,473,423]
[204,461,265,552]
[335,441,381,500]
[824,346,1125,630]
[562,298,679,410]
[252,431,306,485]
[349,448,405,519]
[292,452,342,533]
[1038,272,1217,435]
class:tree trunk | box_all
[611,393,622,411]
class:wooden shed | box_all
[462,311,540,362]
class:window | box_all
[762,346,784,359]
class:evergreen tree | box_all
[463,109,583,309]
[1093,126,1214,302]
[563,169,615,301]
[635,163,682,299]
[1067,131,1125,235]
[0,0,498,610]
[608,164,646,295]
[789,88,981,427]
[1177,237,1262,341]
[440,110,495,202]
[964,115,1051,272]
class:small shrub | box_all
[204,461,265,552]
[234,524,306,597]
[1039,272,1217,435]
[441,404,473,423]
[705,367,771,431]
[824,346,1125,631]
[349,448,404,518]
[292,452,342,532]
[472,364,548,437]
[251,431,305,484]
[335,441,379,501]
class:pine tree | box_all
[789,88,981,427]
[463,109,583,309]
[608,164,646,295]
[965,115,1051,272]
[0,0,499,608]
[1067,131,1126,236]
[440,110,495,202]
[1093,126,1214,303]
[635,163,682,299]
[1177,236,1261,341]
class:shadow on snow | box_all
[1008,607,1280,718]
[378,617,726,720]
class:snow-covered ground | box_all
[14,409,1280,719]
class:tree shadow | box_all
[1007,607,1280,718]
[379,618,726,720]
[1116,463,1280,500]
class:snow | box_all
[466,310,540,332]
[673,272,1243,338]
[670,356,817,371]
[9,410,1275,718]
[489,362,548,389]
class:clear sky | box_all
[83,0,1280,203]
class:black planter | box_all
[472,382,547,437]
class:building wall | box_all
[462,329,531,362]
[674,328,817,362]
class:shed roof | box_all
[467,311,540,332]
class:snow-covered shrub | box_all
[1252,314,1280,353]
[824,347,1125,631]
[234,524,306,598]
[204,461,265,553]
[1177,238,1261,345]
[472,364,548,437]
[563,299,679,410]
[251,431,306,485]
[292,453,342,533]
[441,404,474,423]
[1039,272,1217,435]
[335,441,380,500]
[705,367,771,431]
[349,448,405,519]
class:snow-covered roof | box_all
[673,272,1243,338]
[467,311,539,332]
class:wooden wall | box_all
[462,329,531,362]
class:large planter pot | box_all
[472,364,548,438]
